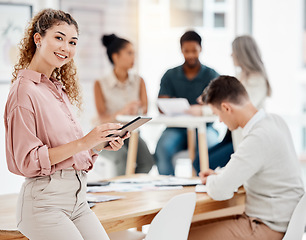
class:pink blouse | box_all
[4,69,97,177]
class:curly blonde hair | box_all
[12,8,82,109]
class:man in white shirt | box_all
[188,76,304,240]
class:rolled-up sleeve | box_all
[5,106,52,177]
[90,150,98,163]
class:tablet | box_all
[93,116,152,150]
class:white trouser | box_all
[17,168,110,240]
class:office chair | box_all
[283,193,306,240]
[109,192,197,240]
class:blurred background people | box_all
[154,30,220,176]
[193,35,271,174]
[231,35,272,149]
[93,34,154,176]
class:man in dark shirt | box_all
[155,30,220,175]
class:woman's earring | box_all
[36,43,41,48]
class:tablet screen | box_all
[93,116,152,150]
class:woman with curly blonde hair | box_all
[4,8,127,240]
[12,8,82,109]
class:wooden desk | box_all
[116,115,217,174]
[0,175,245,239]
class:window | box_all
[170,0,203,27]
[214,12,225,27]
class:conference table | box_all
[0,174,245,240]
[116,115,217,175]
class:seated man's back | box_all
[208,110,304,232]
[189,75,304,240]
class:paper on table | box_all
[154,177,202,187]
[157,98,190,116]
[195,184,238,193]
[86,193,124,203]
[87,184,147,192]
[87,186,114,193]
[195,184,208,193]
[111,178,153,184]
[87,177,188,193]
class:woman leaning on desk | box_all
[4,9,128,240]
[93,34,154,176]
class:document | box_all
[154,177,202,187]
[195,184,238,193]
[195,184,208,193]
[157,98,190,116]
[86,193,124,203]
[87,186,114,193]
[86,177,191,192]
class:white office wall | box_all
[0,0,59,12]
[252,0,304,152]
[253,0,303,114]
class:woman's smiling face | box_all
[34,22,78,69]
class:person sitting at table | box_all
[193,35,272,174]
[155,30,220,176]
[4,9,128,240]
[93,33,154,176]
[231,35,272,148]
[188,75,304,240]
